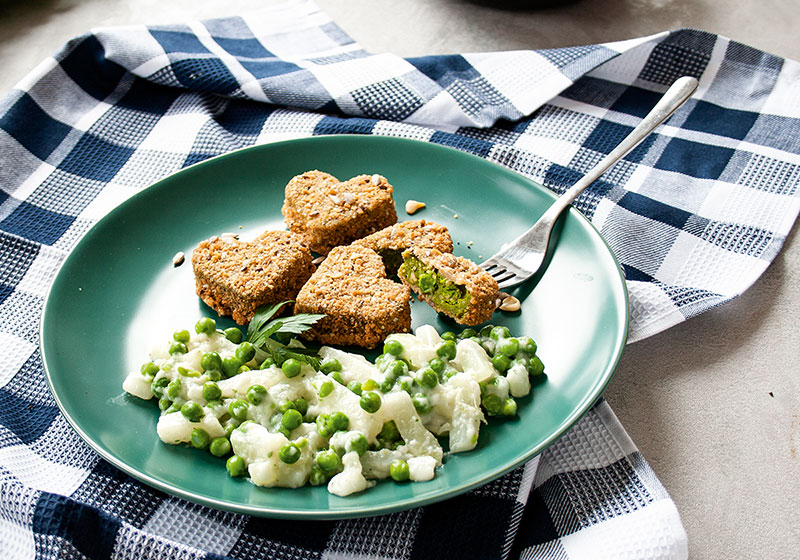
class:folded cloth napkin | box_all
[2,0,799,558]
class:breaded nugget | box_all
[192,230,315,325]
[398,247,499,326]
[282,170,397,254]
[295,245,411,348]
[352,219,453,276]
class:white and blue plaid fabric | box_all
[2,0,799,558]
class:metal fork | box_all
[480,76,699,290]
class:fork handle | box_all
[519,76,699,250]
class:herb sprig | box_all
[245,301,325,369]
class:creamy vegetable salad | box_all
[123,319,545,497]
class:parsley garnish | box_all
[245,301,324,369]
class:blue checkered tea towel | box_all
[2,0,799,558]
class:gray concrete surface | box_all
[1,1,797,558]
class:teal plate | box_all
[40,135,628,519]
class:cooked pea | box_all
[418,367,438,389]
[492,354,511,373]
[502,397,518,417]
[259,357,274,370]
[316,414,334,438]
[223,327,243,344]
[480,324,495,338]
[177,366,200,378]
[308,465,327,486]
[498,337,520,357]
[316,449,340,473]
[528,356,545,376]
[383,339,404,357]
[278,443,301,464]
[173,329,190,343]
[320,358,342,374]
[158,397,171,411]
[279,400,296,413]
[141,362,159,378]
[398,376,415,393]
[281,409,303,431]
[190,428,211,449]
[180,401,204,422]
[209,436,231,457]
[200,352,222,371]
[389,459,410,482]
[359,392,381,413]
[389,359,408,378]
[362,379,379,391]
[206,369,222,381]
[440,331,457,342]
[281,358,302,378]
[226,455,247,477]
[168,341,187,355]
[222,356,242,377]
[294,397,308,416]
[195,317,216,335]
[490,325,511,341]
[481,393,502,416]
[246,384,267,405]
[520,336,537,355]
[347,381,363,395]
[165,402,181,415]
[235,341,256,363]
[319,380,334,398]
[459,328,478,339]
[228,399,249,421]
[377,420,401,444]
[330,412,349,432]
[436,340,457,360]
[151,376,169,398]
[379,377,395,393]
[202,381,222,402]
[166,378,182,399]
[347,433,368,455]
[412,394,432,414]
[418,273,435,293]
[330,370,344,385]
[428,358,445,375]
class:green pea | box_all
[177,366,201,378]
[359,392,381,413]
[259,356,275,370]
[316,414,334,438]
[180,401,204,422]
[480,324,495,338]
[209,436,231,457]
[502,397,518,417]
[418,367,438,389]
[206,399,223,409]
[377,420,401,444]
[320,358,342,374]
[222,356,242,377]
[362,379,379,392]
[244,384,267,405]
[440,331,457,342]
[308,465,327,486]
[278,443,301,464]
[226,455,247,477]
[390,359,408,378]
[347,433,368,455]
[528,356,545,377]
[383,339,404,357]
[520,336,537,355]
[190,428,211,449]
[165,402,181,415]
[316,449,340,473]
[490,325,511,341]
[330,412,350,432]
[330,371,344,385]
[436,340,457,361]
[206,369,222,381]
[200,352,222,372]
[158,397,171,412]
[379,377,395,393]
[202,381,222,402]
[281,358,302,378]
[294,397,308,416]
[279,400,296,413]
[412,394,432,414]
[398,376,415,393]
[347,381,363,395]
[166,378,182,400]
[319,380,334,398]
[195,317,216,335]
[281,409,303,431]
[141,362,159,377]
[151,376,169,398]
[173,329,191,343]
[223,327,243,344]
[228,399,249,421]
[492,354,511,373]
[418,273,435,293]
[459,328,478,339]
[169,341,187,355]
[235,342,256,363]
[428,358,445,375]
[482,393,503,416]
[498,337,520,357]
[389,459,410,482]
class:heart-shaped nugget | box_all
[282,170,397,254]
[295,245,411,348]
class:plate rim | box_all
[39,134,629,519]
